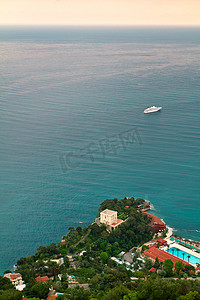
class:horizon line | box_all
[0,24,200,28]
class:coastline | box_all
[1,197,200,300]
[0,206,199,276]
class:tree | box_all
[153,257,160,269]
[27,298,44,300]
[60,281,68,292]
[68,226,74,231]
[76,226,82,234]
[69,245,76,254]
[0,289,22,300]
[64,255,70,267]
[0,276,14,291]
[183,273,188,279]
[103,285,131,300]
[144,259,153,270]
[61,247,67,256]
[3,270,12,274]
[158,270,166,277]
[177,291,199,300]
[100,252,108,263]
[185,265,195,276]
[66,286,90,300]
[177,249,180,257]
[24,282,50,299]
[53,281,61,292]
[175,261,185,275]
[163,259,174,277]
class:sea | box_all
[0,26,200,275]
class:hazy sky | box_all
[1,0,200,26]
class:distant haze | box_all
[1,0,200,26]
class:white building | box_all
[100,209,123,231]
[4,273,23,287]
[100,209,117,226]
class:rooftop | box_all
[112,219,123,226]
[143,246,190,266]
[101,209,117,216]
[10,274,18,279]
[157,238,167,245]
[35,276,49,282]
[143,212,165,227]
[149,267,157,273]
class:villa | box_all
[4,273,23,287]
[35,275,49,282]
[100,209,123,231]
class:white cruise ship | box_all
[144,106,162,114]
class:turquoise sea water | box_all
[0,27,200,275]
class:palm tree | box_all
[187,255,191,263]
[177,249,179,257]
[160,261,163,270]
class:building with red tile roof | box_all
[10,274,17,279]
[148,267,157,273]
[143,212,165,232]
[111,219,123,229]
[143,246,190,266]
[35,276,49,282]
[100,209,123,231]
[4,273,23,287]
[157,238,167,246]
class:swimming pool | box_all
[167,247,200,264]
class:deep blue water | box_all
[0,27,200,275]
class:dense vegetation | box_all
[1,272,200,300]
[98,197,145,216]
[1,197,200,300]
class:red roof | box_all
[47,296,57,299]
[157,238,167,245]
[143,212,165,232]
[112,219,123,226]
[196,266,200,271]
[35,276,49,282]
[149,267,157,272]
[10,274,17,279]
[150,244,157,249]
[144,247,190,266]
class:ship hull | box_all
[144,107,162,114]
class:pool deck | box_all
[168,242,200,264]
